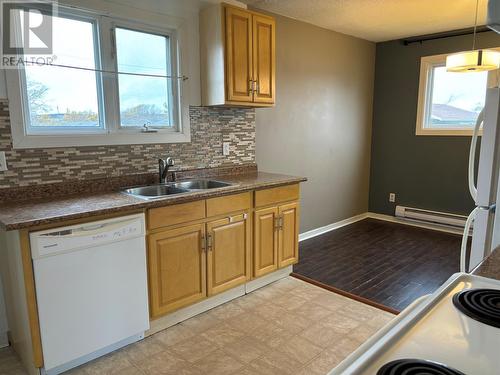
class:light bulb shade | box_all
[446,49,500,72]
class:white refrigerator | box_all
[464,86,500,272]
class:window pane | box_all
[427,66,487,129]
[115,28,173,128]
[24,15,101,130]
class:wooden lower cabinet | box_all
[278,202,299,267]
[147,212,252,318]
[254,201,300,277]
[207,213,251,296]
[147,190,300,319]
[254,206,279,277]
[148,223,206,319]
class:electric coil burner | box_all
[377,359,466,375]
[452,288,500,328]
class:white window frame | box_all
[5,5,191,149]
[416,52,499,136]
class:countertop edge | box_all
[1,176,307,231]
[472,247,500,281]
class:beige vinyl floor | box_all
[0,277,394,375]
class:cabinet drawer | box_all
[148,201,206,230]
[255,184,299,207]
[206,192,252,217]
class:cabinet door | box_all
[148,224,206,319]
[278,202,300,268]
[252,14,275,104]
[254,206,279,277]
[207,213,251,296]
[225,6,253,102]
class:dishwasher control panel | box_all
[30,214,145,258]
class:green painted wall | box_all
[369,31,500,216]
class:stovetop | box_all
[330,273,500,375]
[377,359,466,375]
[452,288,500,328]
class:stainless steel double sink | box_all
[123,179,234,200]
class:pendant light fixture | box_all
[446,0,500,72]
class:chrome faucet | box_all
[158,157,174,183]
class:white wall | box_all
[0,233,8,347]
[254,13,376,233]
[0,277,8,348]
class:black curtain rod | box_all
[402,26,491,45]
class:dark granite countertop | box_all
[0,171,306,231]
[473,247,500,281]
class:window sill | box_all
[416,128,483,137]
[11,129,191,149]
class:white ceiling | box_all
[240,0,489,42]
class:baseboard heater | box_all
[395,206,469,229]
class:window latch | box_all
[110,28,116,59]
[141,123,158,133]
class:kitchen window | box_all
[6,6,190,148]
[416,53,497,136]
[24,14,104,134]
[115,27,177,129]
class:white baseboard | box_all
[245,265,292,293]
[299,213,369,242]
[146,266,292,336]
[147,286,246,336]
[366,212,465,235]
[299,211,465,243]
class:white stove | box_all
[330,273,500,375]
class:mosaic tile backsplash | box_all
[0,100,256,189]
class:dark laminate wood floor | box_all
[293,219,463,312]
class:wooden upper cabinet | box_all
[207,213,251,296]
[148,224,206,319]
[200,4,275,107]
[225,7,253,103]
[278,202,299,268]
[252,15,275,104]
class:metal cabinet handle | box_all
[249,80,254,94]
[255,80,259,93]
[207,234,213,251]
[228,213,248,223]
[201,235,206,252]
[274,215,283,230]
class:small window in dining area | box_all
[416,53,491,136]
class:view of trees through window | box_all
[25,15,101,129]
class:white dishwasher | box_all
[30,213,149,375]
